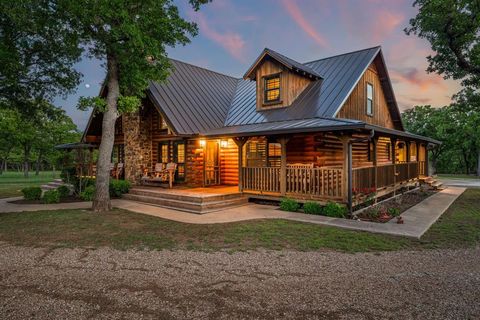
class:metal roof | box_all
[202,117,364,137]
[147,59,239,135]
[225,46,383,127]
[243,48,323,80]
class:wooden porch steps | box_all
[123,187,249,214]
[419,176,444,190]
[41,179,73,192]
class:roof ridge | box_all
[169,58,240,80]
[303,46,381,65]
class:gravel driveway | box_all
[1,243,479,319]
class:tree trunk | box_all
[23,146,30,178]
[477,149,480,177]
[92,55,120,212]
[35,153,42,176]
[0,159,3,175]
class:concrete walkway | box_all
[439,178,480,188]
[0,186,466,238]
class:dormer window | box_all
[264,74,281,104]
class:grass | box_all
[0,188,479,253]
[437,174,480,180]
[0,171,58,198]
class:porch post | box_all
[416,141,420,178]
[339,135,351,202]
[277,136,290,196]
[406,141,411,179]
[233,137,249,193]
[425,143,430,176]
[391,137,397,187]
[372,137,378,195]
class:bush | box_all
[43,190,60,204]
[280,198,300,212]
[109,179,131,197]
[322,201,348,218]
[80,185,95,201]
[21,187,42,200]
[303,201,323,215]
[57,185,70,198]
[388,207,401,217]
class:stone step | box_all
[40,184,57,190]
[128,187,243,203]
[122,193,248,214]
[431,181,444,190]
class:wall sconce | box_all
[199,139,206,147]
[220,140,228,148]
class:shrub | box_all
[57,185,70,198]
[322,201,348,218]
[80,185,95,201]
[388,207,401,217]
[303,201,323,215]
[21,187,42,200]
[366,208,380,219]
[280,198,300,212]
[43,190,60,204]
[109,179,131,197]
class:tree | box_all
[0,1,82,112]
[64,0,210,211]
[0,109,20,174]
[405,0,480,88]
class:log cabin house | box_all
[83,46,440,211]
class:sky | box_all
[54,0,461,132]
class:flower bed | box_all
[354,188,436,223]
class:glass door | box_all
[204,140,220,186]
[173,141,186,182]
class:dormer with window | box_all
[244,48,322,110]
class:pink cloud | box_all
[372,10,404,42]
[281,0,329,48]
[194,12,247,62]
[390,67,447,92]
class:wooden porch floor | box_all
[132,185,240,199]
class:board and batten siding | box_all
[255,60,312,110]
[337,63,396,129]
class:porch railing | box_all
[352,162,420,191]
[242,167,281,193]
[242,166,343,200]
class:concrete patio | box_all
[0,187,466,239]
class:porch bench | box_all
[141,162,177,188]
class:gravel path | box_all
[0,243,479,319]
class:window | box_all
[159,142,170,163]
[245,141,267,167]
[386,142,391,161]
[410,143,417,161]
[367,141,375,162]
[366,83,374,116]
[263,74,281,104]
[159,116,168,130]
[267,143,281,167]
[111,144,124,164]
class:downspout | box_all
[347,129,375,215]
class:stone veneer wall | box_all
[123,110,152,185]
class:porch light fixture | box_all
[199,139,206,147]
[220,140,228,148]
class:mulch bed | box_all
[355,188,437,223]
[9,196,85,205]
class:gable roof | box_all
[243,48,322,80]
[86,46,407,138]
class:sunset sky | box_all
[55,0,461,132]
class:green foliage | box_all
[80,186,95,201]
[322,202,348,218]
[43,189,60,204]
[57,185,70,198]
[77,97,107,112]
[280,198,300,212]
[388,207,401,217]
[405,0,480,88]
[117,96,141,114]
[21,187,42,200]
[109,179,131,197]
[303,201,323,215]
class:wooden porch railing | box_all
[242,166,343,200]
[352,162,420,191]
[242,167,281,193]
[418,161,427,176]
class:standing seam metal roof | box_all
[147,46,403,136]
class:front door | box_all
[204,140,220,186]
[173,141,186,182]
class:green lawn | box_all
[0,189,479,253]
[0,171,58,198]
[437,174,480,180]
